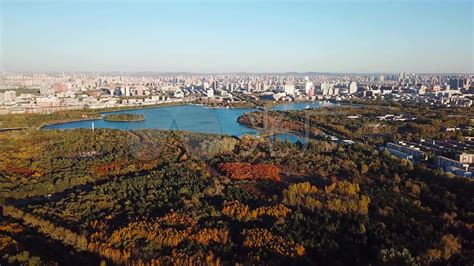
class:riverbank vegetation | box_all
[1,128,473,264]
[238,105,474,145]
[103,113,145,122]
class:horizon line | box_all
[2,71,474,76]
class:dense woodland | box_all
[1,124,473,265]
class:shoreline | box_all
[236,121,310,141]
[35,100,342,130]
[39,117,102,130]
[0,127,29,132]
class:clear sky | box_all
[1,0,473,73]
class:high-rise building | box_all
[212,81,218,90]
[449,79,459,90]
[398,72,405,82]
[254,82,261,91]
[305,77,313,95]
[320,82,333,95]
[120,86,131,97]
[226,83,234,92]
[348,82,358,94]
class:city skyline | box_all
[2,71,474,75]
[1,0,473,73]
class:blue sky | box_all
[1,0,473,73]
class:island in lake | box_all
[103,113,145,122]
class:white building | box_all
[305,77,313,95]
[120,86,131,97]
[386,142,427,162]
[206,88,214,98]
[348,82,358,94]
[4,91,16,103]
[173,90,184,98]
[36,97,61,107]
[284,82,295,96]
[320,82,334,95]
[226,83,235,92]
[418,85,427,95]
[131,85,145,96]
[40,86,51,95]
[457,153,474,164]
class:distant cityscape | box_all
[1,72,472,179]
[0,72,472,114]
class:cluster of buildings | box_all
[0,72,473,114]
[384,139,474,178]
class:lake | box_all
[44,101,339,141]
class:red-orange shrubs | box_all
[6,167,35,176]
[94,160,125,177]
[218,162,280,181]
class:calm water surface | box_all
[269,133,306,143]
[44,102,338,140]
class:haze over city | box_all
[2,0,473,73]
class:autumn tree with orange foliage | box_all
[87,212,231,264]
[243,228,305,258]
[190,228,230,245]
[221,201,251,221]
[424,234,462,263]
[222,200,291,221]
[148,250,222,266]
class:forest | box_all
[1,125,473,265]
